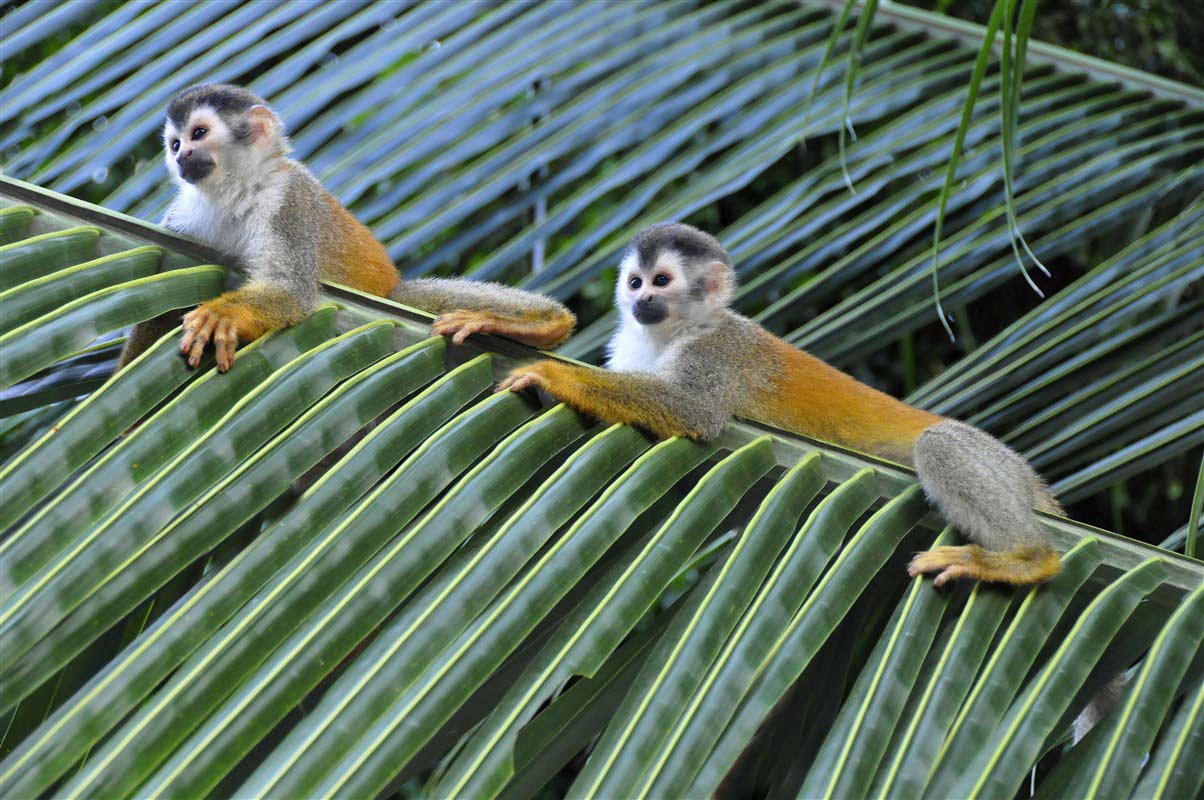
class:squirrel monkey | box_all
[501,223,1062,587]
[119,84,575,371]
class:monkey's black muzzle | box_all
[177,152,215,183]
[632,296,668,325]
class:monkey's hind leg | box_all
[908,544,1061,587]
[909,420,1061,587]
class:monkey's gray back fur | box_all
[913,420,1060,552]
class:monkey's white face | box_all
[163,107,235,186]
[617,250,691,327]
[616,249,732,330]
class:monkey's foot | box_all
[908,545,1061,587]
[497,364,551,394]
[180,304,242,372]
[432,310,573,348]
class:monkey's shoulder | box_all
[682,311,772,363]
[668,312,776,385]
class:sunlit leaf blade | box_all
[797,528,955,799]
[1,337,447,706]
[569,454,825,800]
[1,247,163,335]
[381,440,771,800]
[0,206,36,243]
[950,558,1167,800]
[1038,582,1204,799]
[0,353,494,799]
[1130,671,1204,800]
[922,538,1103,798]
[677,484,928,798]
[0,325,190,533]
[0,266,225,388]
[0,321,395,668]
[0,226,101,290]
[52,392,540,799]
[871,581,1015,797]
[0,308,339,593]
[238,421,647,798]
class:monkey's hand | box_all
[181,303,241,372]
[180,300,267,373]
[179,284,306,373]
[497,361,555,394]
[432,309,574,349]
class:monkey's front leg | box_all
[498,360,719,440]
[180,282,308,372]
[432,309,575,349]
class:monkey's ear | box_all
[704,261,734,307]
[247,105,280,145]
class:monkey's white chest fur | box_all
[163,167,287,261]
[606,321,680,371]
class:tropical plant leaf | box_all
[1,1,1201,794]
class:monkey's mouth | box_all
[177,154,216,183]
[632,300,668,325]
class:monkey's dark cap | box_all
[631,222,731,267]
[166,83,267,129]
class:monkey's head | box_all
[162,83,289,188]
[618,223,734,329]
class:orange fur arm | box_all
[500,360,722,439]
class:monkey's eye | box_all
[628,276,643,290]
[170,139,180,153]
[653,274,670,287]
[191,127,208,141]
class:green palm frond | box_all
[1,179,1202,799]
[2,0,1203,796]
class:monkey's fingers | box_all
[179,307,205,354]
[451,322,486,346]
[908,546,971,583]
[214,318,240,372]
[432,310,490,346]
[931,563,982,588]
[497,370,546,394]
[184,311,220,368]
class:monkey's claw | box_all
[908,545,978,588]
[180,305,241,372]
